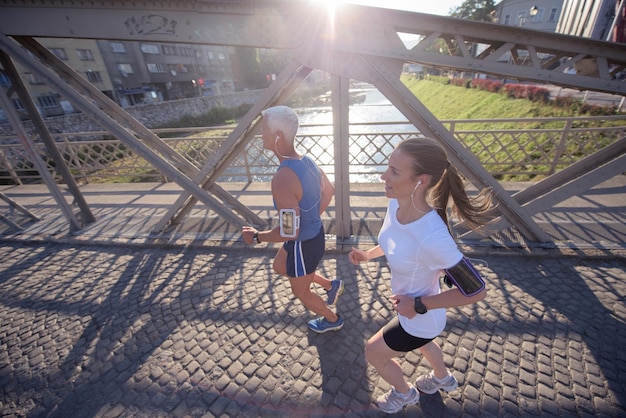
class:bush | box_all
[157,104,252,129]
[450,78,471,88]
[501,83,550,103]
[471,79,503,93]
[424,75,451,85]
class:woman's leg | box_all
[418,340,449,379]
[365,327,411,394]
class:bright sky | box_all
[345,0,466,16]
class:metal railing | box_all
[1,115,624,185]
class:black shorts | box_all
[382,316,434,352]
[283,226,325,277]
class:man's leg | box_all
[312,272,332,291]
[288,273,338,322]
[275,245,342,306]
[273,247,288,276]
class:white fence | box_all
[1,115,624,184]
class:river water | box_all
[225,86,420,183]
[297,87,413,127]
[295,86,419,182]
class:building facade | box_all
[1,37,238,122]
[12,38,113,117]
[96,40,235,107]
[557,0,625,41]
[493,0,565,31]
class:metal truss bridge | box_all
[0,0,624,245]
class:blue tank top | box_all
[275,155,323,241]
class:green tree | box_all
[449,0,496,22]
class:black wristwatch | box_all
[414,297,428,314]
[253,232,261,244]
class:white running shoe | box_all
[415,372,458,394]
[375,385,419,413]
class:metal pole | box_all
[331,75,351,242]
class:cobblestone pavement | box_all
[0,242,625,417]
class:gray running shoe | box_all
[307,316,344,333]
[415,372,458,394]
[327,279,344,306]
[375,385,419,413]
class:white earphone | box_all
[417,180,422,187]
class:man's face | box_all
[260,118,274,151]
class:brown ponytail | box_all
[396,137,493,233]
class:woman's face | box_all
[381,148,417,199]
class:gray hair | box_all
[261,106,299,145]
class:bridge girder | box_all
[1,0,624,94]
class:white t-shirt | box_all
[378,199,463,339]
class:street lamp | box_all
[518,5,539,26]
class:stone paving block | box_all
[1,244,625,416]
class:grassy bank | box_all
[402,77,603,121]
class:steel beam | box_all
[327,5,626,95]
[0,32,247,228]
[514,137,626,205]
[0,1,624,94]
[0,80,83,232]
[152,59,312,232]
[0,49,96,228]
[356,54,551,242]
[15,37,262,227]
[0,192,41,223]
[523,155,626,216]
[0,0,305,48]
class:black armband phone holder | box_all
[442,257,486,296]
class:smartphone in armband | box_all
[442,256,486,297]
[279,208,299,238]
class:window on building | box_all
[140,44,160,54]
[26,73,45,85]
[549,8,558,22]
[147,63,167,73]
[195,50,202,58]
[37,95,58,108]
[162,45,178,55]
[207,51,215,59]
[504,14,511,25]
[76,49,94,61]
[49,48,67,60]
[217,52,225,60]
[110,42,126,53]
[117,63,134,75]
[12,98,24,111]
[179,47,193,57]
[0,71,10,87]
[85,70,102,82]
